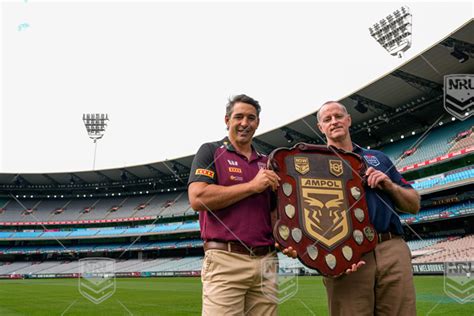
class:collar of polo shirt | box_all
[222,137,263,157]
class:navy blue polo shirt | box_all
[353,144,413,235]
[187,137,274,247]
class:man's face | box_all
[317,103,351,142]
[225,102,259,146]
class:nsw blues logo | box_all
[364,154,380,167]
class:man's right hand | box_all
[250,168,280,193]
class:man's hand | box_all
[250,168,281,193]
[366,167,393,191]
[345,261,365,274]
[275,242,297,258]
[365,166,420,213]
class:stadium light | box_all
[354,101,368,113]
[369,6,412,58]
[282,131,294,143]
[450,48,469,63]
[83,113,109,170]
[172,163,180,174]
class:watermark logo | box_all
[444,261,474,304]
[444,74,473,121]
[261,256,298,304]
[79,257,116,304]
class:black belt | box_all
[204,241,275,257]
[378,232,401,243]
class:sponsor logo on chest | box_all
[363,154,380,167]
[227,160,239,166]
[228,167,242,173]
[230,175,244,182]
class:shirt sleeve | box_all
[382,154,413,189]
[187,143,218,186]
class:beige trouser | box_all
[201,249,278,316]
[323,237,416,316]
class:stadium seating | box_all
[0,256,204,275]
[0,192,194,224]
[411,167,474,191]
[399,200,473,224]
[0,239,203,255]
[380,119,473,168]
[0,234,472,276]
[406,238,446,251]
[449,133,474,153]
[412,235,474,263]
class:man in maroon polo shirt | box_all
[188,94,281,315]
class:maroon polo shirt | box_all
[187,137,274,247]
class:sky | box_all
[1,0,472,173]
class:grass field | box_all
[0,276,471,315]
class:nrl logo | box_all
[444,74,473,121]
[260,256,298,304]
[444,261,474,304]
[294,157,310,175]
[79,257,116,304]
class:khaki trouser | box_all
[201,249,278,316]
[324,237,416,316]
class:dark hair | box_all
[226,94,261,117]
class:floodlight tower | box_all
[83,113,109,170]
[369,6,412,58]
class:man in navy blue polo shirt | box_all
[188,94,281,315]
[316,101,420,316]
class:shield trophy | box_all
[268,143,377,277]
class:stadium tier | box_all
[400,200,473,224]
[0,221,200,239]
[411,235,474,263]
[1,234,472,277]
[380,118,473,169]
[0,192,195,224]
[0,240,203,255]
[0,256,204,275]
[411,166,474,192]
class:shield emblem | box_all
[444,261,474,304]
[294,157,310,175]
[260,256,298,304]
[444,74,473,121]
[301,182,349,249]
[329,160,343,177]
[268,143,377,277]
[79,257,116,304]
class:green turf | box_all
[0,276,471,315]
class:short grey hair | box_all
[316,101,349,122]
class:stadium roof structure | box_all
[0,19,473,194]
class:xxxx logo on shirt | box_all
[195,169,215,178]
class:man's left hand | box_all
[275,243,297,258]
[366,167,394,191]
[345,261,366,274]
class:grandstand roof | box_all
[0,19,472,189]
